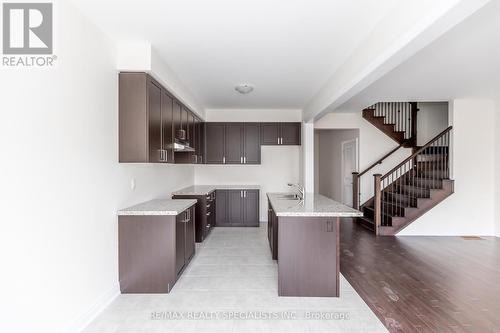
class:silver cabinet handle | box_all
[243,156,246,164]
[206,204,211,208]
[277,137,280,144]
[206,212,211,216]
[240,190,243,198]
[164,150,168,162]
[223,156,226,164]
[240,156,243,163]
[181,219,189,223]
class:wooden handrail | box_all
[381,126,453,181]
[358,144,404,177]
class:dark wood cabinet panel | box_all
[244,123,261,164]
[261,122,280,145]
[268,204,278,260]
[161,92,174,163]
[281,122,301,145]
[278,217,339,297]
[119,73,176,163]
[215,190,228,226]
[173,101,182,142]
[205,123,225,164]
[225,123,244,164]
[216,189,259,227]
[228,190,244,225]
[260,122,301,146]
[148,80,162,163]
[188,111,195,149]
[118,205,196,294]
[185,208,195,262]
[244,190,259,226]
[172,192,214,242]
[175,214,185,275]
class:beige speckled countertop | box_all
[172,185,260,196]
[267,192,362,217]
[118,199,197,216]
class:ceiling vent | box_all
[235,84,254,94]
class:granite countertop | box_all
[267,192,363,217]
[172,185,261,196]
[118,199,197,216]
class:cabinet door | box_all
[198,121,204,163]
[175,214,186,275]
[260,123,280,145]
[148,80,162,162]
[161,92,174,163]
[244,123,261,164]
[185,208,195,261]
[280,122,301,145]
[205,123,225,163]
[215,190,228,226]
[225,123,244,164]
[188,111,195,149]
[243,190,259,226]
[228,190,244,226]
[173,101,182,141]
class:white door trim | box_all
[341,138,359,206]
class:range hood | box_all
[171,129,194,152]
[171,141,195,152]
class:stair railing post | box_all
[373,174,382,235]
[352,172,360,210]
[410,102,418,147]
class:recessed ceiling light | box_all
[235,84,254,94]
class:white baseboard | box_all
[69,283,120,333]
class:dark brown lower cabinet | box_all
[172,191,215,242]
[216,189,259,227]
[268,202,278,260]
[118,205,195,293]
[277,216,339,297]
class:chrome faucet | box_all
[287,183,305,200]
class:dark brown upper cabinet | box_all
[119,73,174,163]
[161,91,175,163]
[260,122,301,146]
[173,101,183,142]
[243,123,261,164]
[225,123,244,164]
[204,122,261,165]
[205,122,226,164]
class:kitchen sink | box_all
[277,194,302,200]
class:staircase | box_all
[354,102,454,235]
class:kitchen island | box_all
[267,192,362,297]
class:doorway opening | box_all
[314,129,359,207]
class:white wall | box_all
[116,43,204,119]
[0,2,194,332]
[495,100,500,237]
[315,130,359,202]
[314,112,412,204]
[195,147,300,221]
[399,99,496,235]
[417,102,449,145]
[204,108,302,122]
[198,109,302,221]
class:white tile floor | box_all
[84,225,387,333]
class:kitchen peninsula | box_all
[267,192,362,297]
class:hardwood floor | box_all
[340,219,500,333]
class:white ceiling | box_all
[339,0,500,112]
[71,0,399,109]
